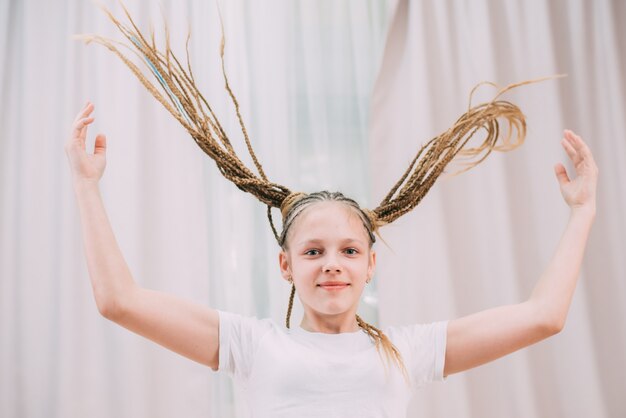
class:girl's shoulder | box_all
[217,310,280,336]
[383,320,449,348]
[383,320,449,384]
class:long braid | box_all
[356,315,408,381]
[371,75,562,227]
[81,4,294,220]
[285,284,296,329]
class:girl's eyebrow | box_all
[296,238,366,247]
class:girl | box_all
[65,101,598,416]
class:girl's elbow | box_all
[94,288,131,321]
[529,301,565,337]
[541,316,565,337]
[96,297,122,320]
[92,282,135,321]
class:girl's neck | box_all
[299,312,359,334]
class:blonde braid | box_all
[80,3,294,243]
[371,75,564,225]
[280,192,309,220]
[356,314,409,381]
[285,284,296,329]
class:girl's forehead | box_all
[289,201,369,242]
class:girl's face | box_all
[279,201,376,328]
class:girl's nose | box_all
[322,258,342,273]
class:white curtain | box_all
[0,0,388,417]
[1,0,625,417]
[371,1,625,418]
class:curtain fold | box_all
[0,1,388,417]
[370,1,625,417]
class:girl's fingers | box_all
[67,117,95,152]
[561,130,599,184]
[73,117,87,132]
[564,129,582,143]
[561,138,579,164]
[564,130,591,155]
[94,134,107,155]
[73,102,94,124]
[72,117,94,138]
[554,163,570,186]
[74,101,94,122]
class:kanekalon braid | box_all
[356,315,408,379]
[285,284,296,328]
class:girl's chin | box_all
[309,303,358,317]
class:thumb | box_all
[94,134,107,156]
[554,163,570,186]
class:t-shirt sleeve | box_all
[388,320,449,388]
[216,310,273,380]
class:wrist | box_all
[72,178,101,193]
[570,203,596,220]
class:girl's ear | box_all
[367,250,376,281]
[278,251,292,281]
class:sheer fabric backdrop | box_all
[0,1,388,417]
[1,0,625,418]
[371,1,625,418]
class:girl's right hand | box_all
[65,102,107,184]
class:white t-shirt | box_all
[216,310,448,418]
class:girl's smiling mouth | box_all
[317,281,350,290]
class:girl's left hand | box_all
[554,130,598,213]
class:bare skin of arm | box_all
[65,102,219,370]
[444,130,598,376]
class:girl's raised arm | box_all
[65,103,219,369]
[443,130,598,376]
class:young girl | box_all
[65,101,597,416]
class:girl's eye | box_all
[305,249,321,256]
[344,248,358,255]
